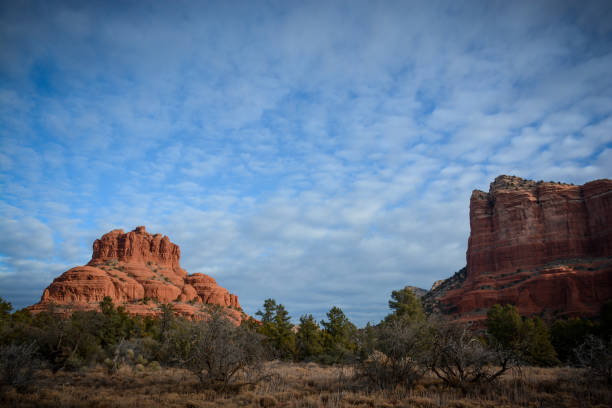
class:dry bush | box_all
[574,335,612,385]
[356,320,428,390]
[167,309,265,391]
[1,361,611,407]
[0,342,38,392]
[428,322,514,393]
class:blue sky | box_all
[1,0,611,326]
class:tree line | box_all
[1,288,611,394]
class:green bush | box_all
[551,318,596,363]
[486,304,558,366]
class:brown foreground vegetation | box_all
[1,362,610,408]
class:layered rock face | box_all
[29,227,245,323]
[436,176,612,321]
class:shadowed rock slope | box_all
[423,175,612,322]
[29,226,247,323]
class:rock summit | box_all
[29,226,246,323]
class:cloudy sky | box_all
[1,0,611,326]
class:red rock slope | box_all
[433,175,612,321]
[29,226,246,323]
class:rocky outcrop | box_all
[404,286,428,299]
[431,176,612,321]
[421,267,466,315]
[29,227,246,324]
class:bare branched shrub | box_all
[428,322,514,393]
[168,310,265,391]
[574,335,612,385]
[0,342,38,392]
[104,339,135,375]
[356,320,428,389]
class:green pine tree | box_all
[320,306,357,363]
[486,304,523,348]
[551,318,596,362]
[0,296,12,322]
[256,299,295,360]
[384,286,425,324]
[486,304,558,366]
[296,314,323,361]
[256,298,277,324]
[273,304,296,359]
[521,317,559,366]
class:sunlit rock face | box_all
[429,176,612,322]
[29,226,246,324]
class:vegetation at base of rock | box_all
[486,304,559,366]
[551,317,597,362]
[1,292,611,405]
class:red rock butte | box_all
[429,175,612,322]
[29,226,246,324]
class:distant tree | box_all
[0,297,12,322]
[551,318,596,362]
[256,298,277,324]
[320,306,357,363]
[10,308,34,326]
[97,297,133,347]
[486,304,523,348]
[29,312,83,372]
[295,314,323,361]
[1,310,32,347]
[256,299,295,360]
[356,322,377,361]
[158,303,175,342]
[521,317,558,366]
[0,297,13,346]
[99,296,115,316]
[486,304,558,366]
[384,286,425,324]
[272,304,295,359]
[239,316,261,332]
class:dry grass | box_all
[1,362,610,408]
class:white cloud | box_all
[0,0,611,324]
[0,217,55,260]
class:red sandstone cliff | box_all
[429,175,612,321]
[29,227,246,324]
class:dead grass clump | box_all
[259,395,278,407]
